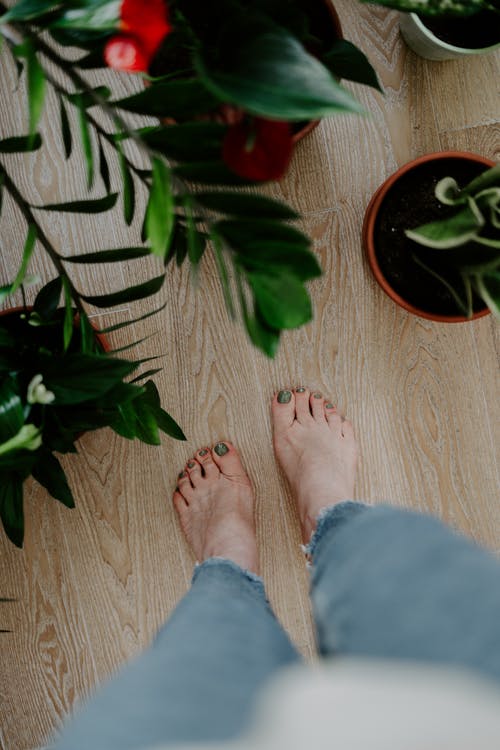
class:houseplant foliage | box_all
[405,164,500,318]
[0,0,381,358]
[0,278,186,548]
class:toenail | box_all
[199,449,208,456]
[187,461,195,468]
[214,442,229,456]
[326,402,334,409]
[314,392,322,399]
[296,387,306,393]
[278,390,292,403]
[178,471,186,479]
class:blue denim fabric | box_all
[54,502,500,749]
[54,558,299,750]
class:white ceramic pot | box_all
[399,12,500,60]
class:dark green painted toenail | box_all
[296,387,306,393]
[178,471,186,479]
[199,449,208,456]
[278,390,292,403]
[175,486,180,492]
[314,392,322,399]
[326,402,334,409]
[214,442,229,456]
[187,461,195,468]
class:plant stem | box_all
[0,164,86,315]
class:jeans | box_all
[54,502,500,749]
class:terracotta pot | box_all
[362,151,494,323]
[0,306,110,351]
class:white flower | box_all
[27,374,55,405]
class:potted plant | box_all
[0,0,382,356]
[0,277,186,548]
[362,152,498,321]
[362,0,500,60]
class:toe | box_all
[310,391,326,421]
[272,389,295,432]
[326,409,343,435]
[173,488,189,512]
[196,447,219,479]
[186,457,203,487]
[211,441,247,479]
[177,469,195,500]
[324,401,337,419]
[294,386,313,423]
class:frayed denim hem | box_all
[301,501,368,565]
[193,557,266,598]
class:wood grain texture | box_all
[1,3,499,747]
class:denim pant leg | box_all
[54,559,300,750]
[308,501,500,683]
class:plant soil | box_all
[374,158,488,317]
[419,10,500,49]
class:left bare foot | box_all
[173,442,259,575]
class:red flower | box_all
[222,118,293,181]
[105,0,172,73]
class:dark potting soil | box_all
[419,10,500,49]
[374,158,488,317]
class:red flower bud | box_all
[105,0,172,73]
[222,118,293,181]
[104,35,148,72]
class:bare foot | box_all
[173,442,259,575]
[271,387,359,544]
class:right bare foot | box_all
[271,387,359,544]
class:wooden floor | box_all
[1,3,499,748]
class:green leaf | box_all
[214,219,310,250]
[81,274,165,307]
[462,164,500,197]
[42,353,138,404]
[248,272,312,329]
[98,138,111,193]
[196,30,364,120]
[0,0,60,23]
[405,201,485,249]
[17,40,46,135]
[117,142,135,226]
[67,86,111,109]
[236,244,322,282]
[62,276,74,351]
[475,269,500,318]
[75,94,93,189]
[322,40,382,93]
[145,158,174,258]
[435,176,463,205]
[0,476,24,548]
[129,367,162,383]
[35,193,118,213]
[0,134,41,153]
[236,269,280,357]
[211,231,235,318]
[113,79,218,119]
[54,1,121,30]
[193,191,299,219]
[32,452,75,508]
[9,224,37,296]
[59,95,72,159]
[141,381,186,441]
[33,277,62,319]
[97,300,167,333]
[64,247,151,264]
[138,122,226,162]
[183,198,206,266]
[174,161,253,185]
[0,379,24,443]
[79,311,96,354]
